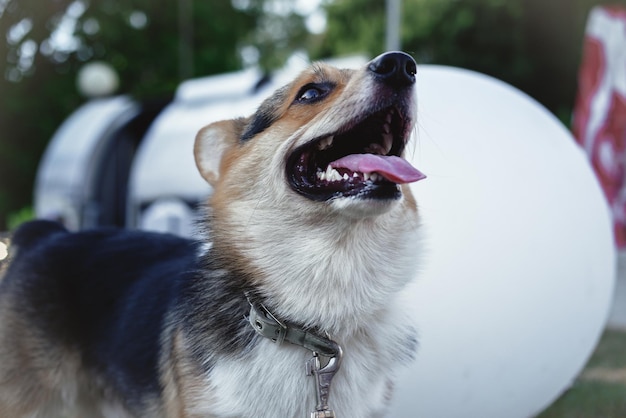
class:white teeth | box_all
[383,111,393,134]
[317,135,335,150]
[318,165,343,182]
[382,133,393,154]
[325,165,334,178]
[316,167,382,183]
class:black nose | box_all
[368,51,417,88]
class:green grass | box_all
[585,330,626,369]
[538,329,626,418]
[538,380,626,418]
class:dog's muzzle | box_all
[286,52,425,202]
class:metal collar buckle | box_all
[245,294,343,417]
[247,297,287,344]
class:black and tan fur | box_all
[0,52,423,417]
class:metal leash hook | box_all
[305,347,343,418]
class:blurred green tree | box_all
[0,0,307,229]
[314,0,623,125]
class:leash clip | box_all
[306,347,343,418]
[245,293,343,416]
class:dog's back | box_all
[0,220,199,417]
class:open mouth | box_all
[286,106,425,201]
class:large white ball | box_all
[391,66,616,417]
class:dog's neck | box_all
[209,197,420,338]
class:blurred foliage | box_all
[2,0,626,230]
[6,205,33,231]
[0,0,306,229]
[313,0,625,124]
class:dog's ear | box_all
[194,119,244,186]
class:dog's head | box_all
[195,52,424,221]
[195,53,424,327]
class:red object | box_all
[573,5,626,247]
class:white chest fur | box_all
[188,299,414,418]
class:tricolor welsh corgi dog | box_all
[0,51,425,417]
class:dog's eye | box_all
[295,83,333,103]
[299,88,322,101]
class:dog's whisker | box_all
[245,189,269,231]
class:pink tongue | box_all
[330,154,426,184]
